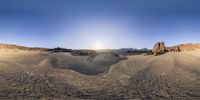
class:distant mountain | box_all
[139,48,149,51]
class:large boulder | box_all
[152,42,166,52]
[144,42,167,56]
[152,42,167,55]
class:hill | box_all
[0,43,47,51]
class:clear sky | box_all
[0,0,200,49]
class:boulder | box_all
[144,50,154,56]
[167,46,180,52]
[152,42,166,53]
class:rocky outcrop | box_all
[48,47,72,53]
[146,42,200,56]
[147,42,181,56]
[144,50,154,56]
[167,46,180,52]
[167,44,200,52]
[152,42,166,53]
[152,42,167,55]
[175,44,200,51]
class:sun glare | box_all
[94,42,104,50]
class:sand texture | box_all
[0,49,200,99]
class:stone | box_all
[152,42,166,53]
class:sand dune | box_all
[0,49,200,99]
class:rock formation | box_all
[152,42,166,52]
[146,42,200,56]
[167,46,180,52]
[152,42,167,55]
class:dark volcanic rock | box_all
[48,47,72,53]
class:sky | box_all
[0,0,200,49]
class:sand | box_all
[0,49,200,99]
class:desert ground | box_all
[0,49,200,99]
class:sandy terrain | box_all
[0,49,200,99]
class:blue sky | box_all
[0,0,200,49]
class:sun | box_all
[94,42,104,50]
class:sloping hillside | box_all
[172,43,200,51]
[0,43,47,51]
[0,49,200,99]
